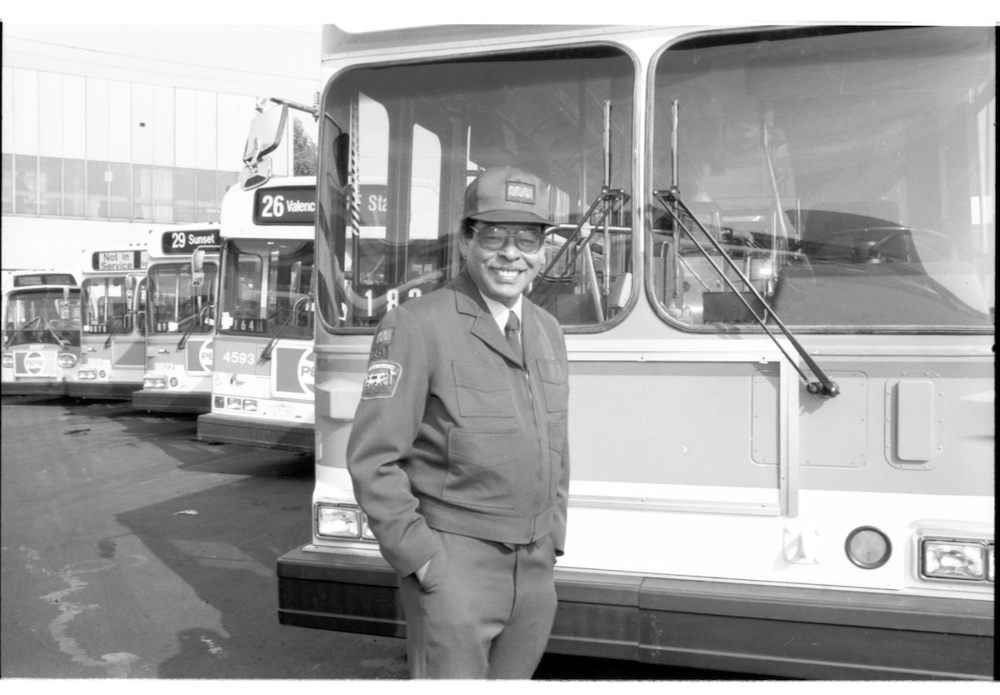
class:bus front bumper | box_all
[66,381,143,400]
[277,546,994,680]
[197,413,314,453]
[132,390,211,414]
[1,379,67,397]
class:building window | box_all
[153,166,173,223]
[109,162,130,219]
[2,154,13,215]
[39,156,62,216]
[64,159,86,217]
[174,167,197,223]
[14,155,38,215]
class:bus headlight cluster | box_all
[58,354,78,368]
[1,354,13,368]
[921,538,994,583]
[224,397,258,412]
[144,377,167,390]
[77,369,98,380]
[315,503,376,541]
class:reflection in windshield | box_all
[218,239,314,338]
[652,27,995,330]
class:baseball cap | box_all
[463,166,552,226]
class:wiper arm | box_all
[104,312,129,348]
[177,305,214,351]
[654,187,839,398]
[528,186,629,317]
[5,315,44,348]
[260,295,311,362]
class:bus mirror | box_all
[290,261,303,294]
[63,287,70,303]
[192,248,205,273]
[192,272,205,288]
[126,275,137,292]
[240,158,273,190]
[243,101,288,166]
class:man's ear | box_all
[458,228,470,259]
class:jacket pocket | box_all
[548,422,567,499]
[538,359,568,413]
[453,362,514,417]
[445,428,518,509]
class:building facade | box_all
[2,24,320,271]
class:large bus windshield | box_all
[651,26,995,330]
[147,263,217,335]
[317,45,634,329]
[217,239,314,338]
[81,278,138,335]
[4,290,81,347]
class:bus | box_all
[1,271,81,396]
[266,25,993,679]
[195,176,316,452]
[132,225,220,414]
[67,244,148,399]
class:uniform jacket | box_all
[347,269,570,578]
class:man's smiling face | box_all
[460,223,545,308]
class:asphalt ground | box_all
[2,393,766,687]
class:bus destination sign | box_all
[162,229,221,255]
[92,251,142,271]
[253,187,316,226]
[13,274,77,287]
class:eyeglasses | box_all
[473,225,545,253]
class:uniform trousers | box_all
[398,527,558,679]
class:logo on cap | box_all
[505,181,535,204]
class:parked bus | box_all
[1,271,81,396]
[195,176,316,452]
[265,25,993,679]
[132,225,220,414]
[67,244,148,399]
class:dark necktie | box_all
[505,311,522,362]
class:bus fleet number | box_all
[222,350,256,366]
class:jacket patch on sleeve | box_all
[370,327,394,362]
[362,361,402,399]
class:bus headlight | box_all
[921,538,988,582]
[316,504,362,539]
[315,503,377,542]
[242,399,258,412]
[144,377,167,390]
[2,354,13,368]
[58,353,78,368]
[78,369,97,380]
[988,544,995,583]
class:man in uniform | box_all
[347,166,570,679]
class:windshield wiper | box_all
[654,187,839,398]
[260,295,312,362]
[104,311,131,348]
[177,305,215,351]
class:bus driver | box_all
[347,166,571,679]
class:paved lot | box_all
[2,394,751,683]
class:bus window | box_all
[147,263,217,334]
[651,26,995,330]
[82,277,133,334]
[317,45,635,330]
[219,239,313,338]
